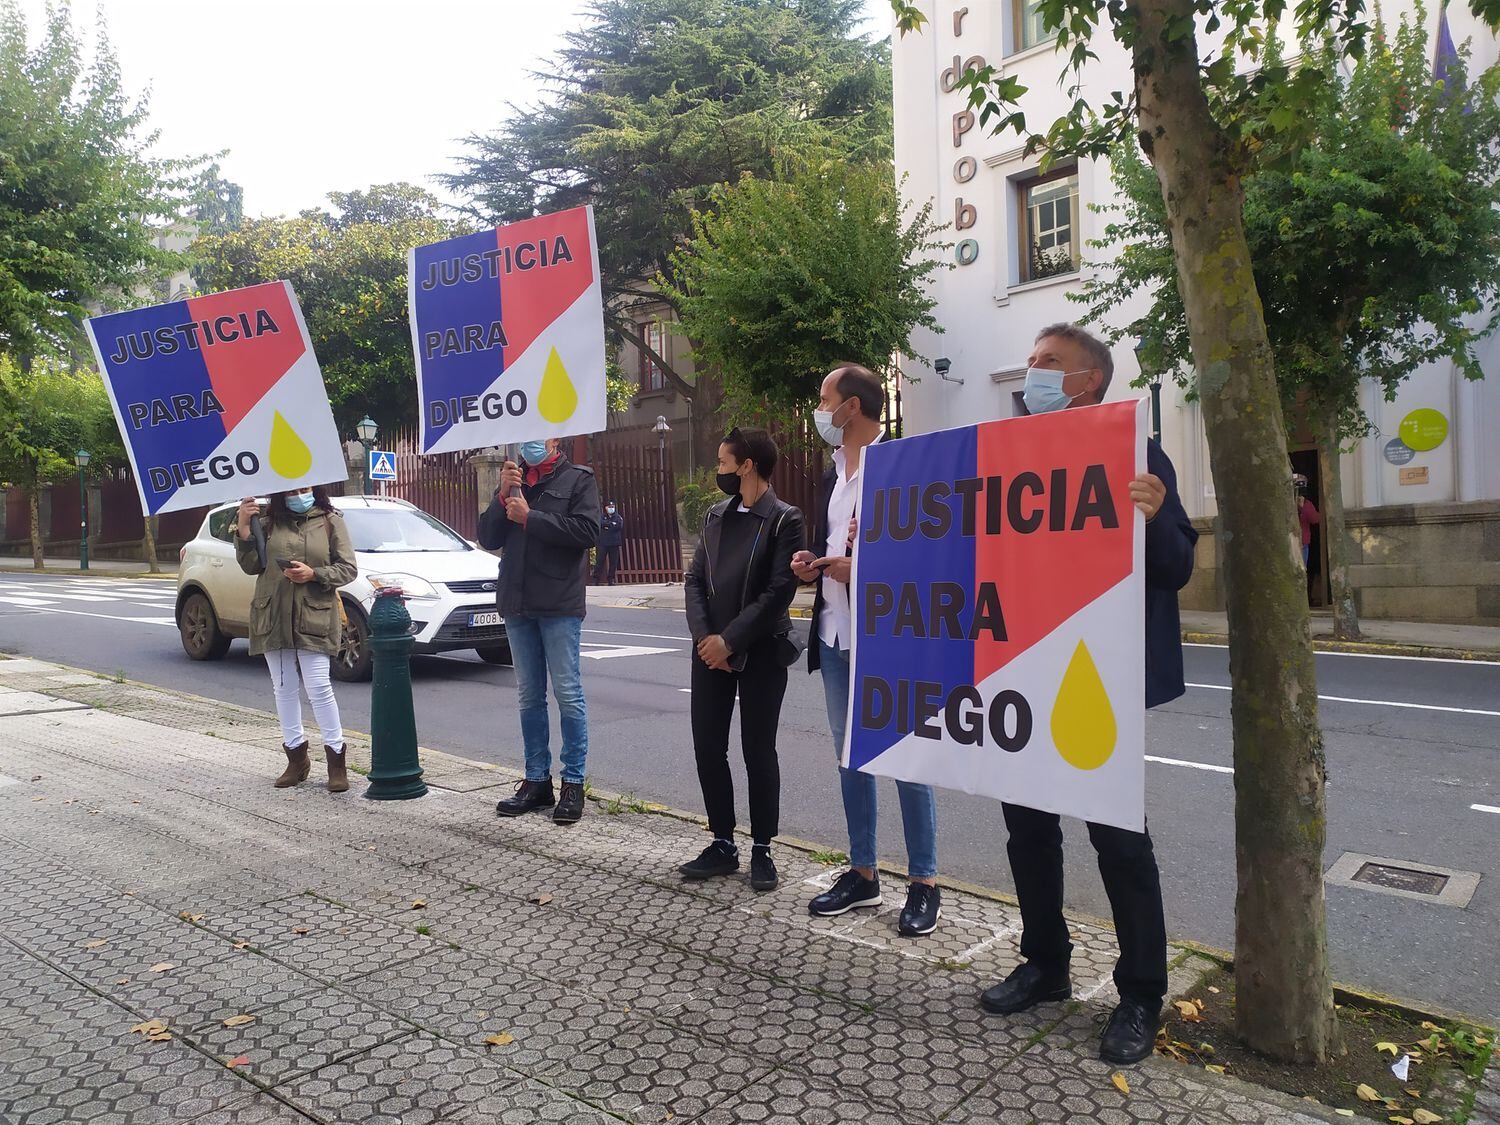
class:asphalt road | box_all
[1,570,1497,1022]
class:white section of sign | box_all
[368,451,397,481]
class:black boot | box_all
[496,778,555,818]
[553,781,585,824]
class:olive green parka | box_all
[235,505,358,657]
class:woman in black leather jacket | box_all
[680,428,806,892]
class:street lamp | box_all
[355,415,378,495]
[74,449,90,572]
[653,415,672,513]
[1134,338,1163,445]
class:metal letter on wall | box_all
[955,198,977,230]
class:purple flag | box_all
[1434,1,1460,90]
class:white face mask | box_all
[1022,367,1088,415]
[813,402,847,446]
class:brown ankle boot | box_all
[275,741,311,788]
[325,745,349,793]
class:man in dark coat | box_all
[594,500,625,585]
[977,323,1198,1067]
[478,437,601,824]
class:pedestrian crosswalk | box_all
[0,576,178,626]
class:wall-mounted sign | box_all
[1398,408,1448,453]
[1399,466,1430,486]
[1382,437,1416,466]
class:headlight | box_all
[368,573,439,600]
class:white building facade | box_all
[893,1,1500,622]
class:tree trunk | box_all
[142,514,160,575]
[1132,0,1338,1064]
[1318,409,1359,640]
[689,369,725,471]
[28,489,42,570]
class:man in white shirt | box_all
[791,363,942,937]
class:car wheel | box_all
[475,644,512,666]
[332,603,373,683]
[179,591,231,660]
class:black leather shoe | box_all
[808,869,881,917]
[496,778,554,817]
[553,781,585,824]
[978,962,1072,1014]
[680,840,739,880]
[897,883,941,936]
[748,847,778,892]
[1099,998,1161,1064]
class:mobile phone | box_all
[275,557,294,571]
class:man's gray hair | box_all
[1035,322,1114,396]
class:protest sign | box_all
[845,399,1147,831]
[85,281,345,516]
[409,205,606,454]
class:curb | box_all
[0,565,176,581]
[1182,631,1499,663]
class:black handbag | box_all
[775,621,809,667]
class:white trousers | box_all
[265,649,343,750]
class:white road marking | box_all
[580,643,679,661]
[1146,754,1234,775]
[1472,804,1500,815]
[583,628,689,643]
[1186,681,1500,718]
[0,605,176,628]
[1185,641,1500,667]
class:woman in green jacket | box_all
[235,486,358,791]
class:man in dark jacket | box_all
[478,437,602,824]
[593,500,625,585]
[977,323,1198,1067]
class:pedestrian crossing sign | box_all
[368,450,397,482]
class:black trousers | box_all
[691,639,787,845]
[1001,802,1168,1006]
[592,545,622,584]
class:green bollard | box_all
[364,587,428,800]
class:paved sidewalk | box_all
[0,555,177,578]
[0,658,1366,1124]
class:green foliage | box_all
[193,184,457,434]
[676,468,721,534]
[0,1,205,362]
[0,357,118,493]
[186,162,244,236]
[662,161,944,410]
[444,0,894,387]
[1076,14,1500,442]
[604,349,635,416]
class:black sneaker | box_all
[748,847,778,892]
[897,883,941,936]
[1099,998,1161,1065]
[978,962,1072,1015]
[553,781,585,824]
[808,869,882,917]
[680,840,739,880]
[496,778,554,818]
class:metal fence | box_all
[384,429,481,541]
[584,426,684,583]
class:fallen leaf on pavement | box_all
[1391,1117,1415,1125]
[226,1055,251,1068]
[1420,1021,1441,1032]
[528,892,554,906]
[232,941,250,950]
[1376,1042,1401,1055]
[222,1015,255,1028]
[83,939,107,949]
[292,927,310,935]
[1405,1088,1422,1098]
[130,1019,166,1035]
[1411,1112,1443,1124]
[484,1033,516,1047]
[178,912,204,923]
[1110,1073,1129,1095]
[114,977,129,985]
[148,962,175,973]
[1335,1111,1356,1118]
[1357,1084,1382,1102]
[411,900,427,910]
[1204,1064,1226,1074]
[31,796,44,801]
[1207,986,1220,994]
[1173,1000,1198,1018]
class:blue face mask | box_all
[1022,367,1086,415]
[286,491,315,514]
[519,440,549,466]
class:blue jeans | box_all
[819,641,938,879]
[504,615,588,784]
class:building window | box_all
[638,320,666,392]
[1019,169,1080,282]
[1015,0,1051,51]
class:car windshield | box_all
[340,506,470,553]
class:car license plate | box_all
[468,611,502,628]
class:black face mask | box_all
[716,471,742,497]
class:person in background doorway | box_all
[1295,474,1321,568]
[478,437,602,825]
[235,487,358,793]
[594,499,625,585]
[790,363,943,938]
[681,428,806,892]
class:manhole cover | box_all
[1352,862,1449,896]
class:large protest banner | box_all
[85,281,345,516]
[845,399,1147,832]
[409,205,607,455]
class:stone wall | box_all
[1180,500,1500,625]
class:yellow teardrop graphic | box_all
[267,411,313,478]
[1051,641,1117,770]
[537,347,579,424]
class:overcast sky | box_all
[18,0,887,220]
